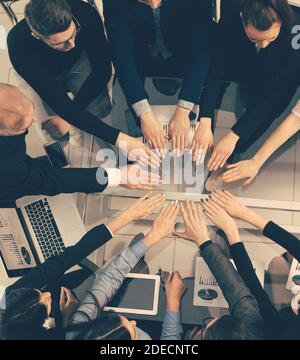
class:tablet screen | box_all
[105,275,160,315]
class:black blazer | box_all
[200,0,300,143]
[6,224,112,293]
[230,221,300,339]
[0,131,109,201]
[103,0,214,106]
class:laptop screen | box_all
[0,204,37,276]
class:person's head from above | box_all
[240,0,293,49]
[187,315,251,340]
[1,287,53,340]
[25,0,80,52]
[0,84,36,136]
[70,313,137,340]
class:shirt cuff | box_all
[178,100,195,111]
[105,168,122,188]
[262,221,274,237]
[230,242,245,251]
[199,240,213,253]
[164,310,181,323]
[292,100,300,118]
[132,99,152,117]
[129,238,149,258]
[104,224,114,238]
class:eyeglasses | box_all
[200,317,215,340]
[41,16,81,50]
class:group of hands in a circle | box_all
[42,110,261,189]
[111,188,258,320]
[134,109,261,187]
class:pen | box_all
[158,266,166,292]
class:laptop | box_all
[0,194,86,278]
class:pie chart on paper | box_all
[198,288,218,301]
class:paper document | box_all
[193,257,265,308]
[286,259,300,291]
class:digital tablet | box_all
[104,273,160,316]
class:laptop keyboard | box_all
[25,198,65,260]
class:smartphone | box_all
[44,141,70,168]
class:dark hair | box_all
[68,313,131,340]
[25,0,73,36]
[241,0,293,31]
[203,315,250,340]
[1,288,48,340]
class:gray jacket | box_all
[201,242,265,340]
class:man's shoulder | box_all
[7,19,31,48]
[69,0,103,24]
[68,0,98,13]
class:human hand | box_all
[42,115,70,140]
[291,291,300,316]
[59,287,79,327]
[140,111,168,157]
[201,196,240,244]
[190,118,213,165]
[124,192,165,222]
[107,192,165,234]
[208,189,251,222]
[165,271,185,312]
[208,189,268,230]
[116,132,161,168]
[120,164,161,190]
[207,131,239,171]
[144,201,179,247]
[174,200,209,247]
[168,107,190,156]
[221,158,260,186]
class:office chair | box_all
[0,0,20,25]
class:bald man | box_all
[0,84,159,201]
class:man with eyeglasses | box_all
[7,0,157,168]
[103,0,214,158]
[196,0,300,176]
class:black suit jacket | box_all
[230,221,300,339]
[0,131,108,201]
[200,0,300,142]
[103,0,214,106]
